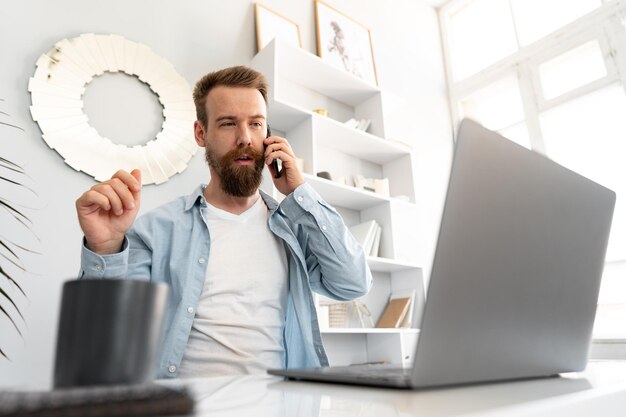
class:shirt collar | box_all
[259,188,279,212]
[184,185,207,211]
[183,184,279,212]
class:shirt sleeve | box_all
[279,182,373,301]
[79,224,153,281]
[79,237,130,279]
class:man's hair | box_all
[193,65,269,127]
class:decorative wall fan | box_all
[29,33,197,185]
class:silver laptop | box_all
[268,119,616,389]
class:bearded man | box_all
[75,65,371,379]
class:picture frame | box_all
[314,0,378,85]
[255,3,303,52]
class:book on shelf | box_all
[344,118,359,129]
[376,290,416,329]
[343,118,371,132]
[390,289,416,328]
[376,296,412,328]
[369,224,382,257]
[349,220,381,257]
[356,118,371,132]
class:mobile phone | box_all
[267,124,281,178]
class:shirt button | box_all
[187,306,194,314]
[94,264,102,271]
[297,196,303,202]
[322,225,327,231]
[198,257,206,264]
[168,365,177,373]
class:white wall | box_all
[0,0,452,388]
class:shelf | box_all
[257,39,380,106]
[267,99,311,132]
[314,114,411,165]
[321,328,420,334]
[367,256,421,273]
[304,173,390,210]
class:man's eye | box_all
[221,122,235,127]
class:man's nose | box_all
[236,126,252,147]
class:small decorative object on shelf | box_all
[312,108,329,116]
[351,300,374,328]
[327,302,350,328]
[353,174,374,192]
[353,175,389,197]
[316,171,332,181]
[374,178,390,197]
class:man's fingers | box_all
[93,183,125,215]
[77,190,112,212]
[108,178,136,210]
[113,169,142,193]
[265,149,296,168]
[130,169,142,191]
[264,140,295,160]
[76,169,142,215]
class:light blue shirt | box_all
[80,183,372,378]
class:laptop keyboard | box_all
[0,383,194,417]
[317,364,411,380]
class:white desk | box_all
[174,361,626,416]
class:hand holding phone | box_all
[266,124,281,178]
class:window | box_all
[444,0,604,80]
[458,75,530,148]
[459,75,525,130]
[447,0,518,80]
[440,0,626,346]
[510,0,602,46]
[538,40,607,100]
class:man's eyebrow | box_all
[215,115,237,122]
[214,115,266,122]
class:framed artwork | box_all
[255,3,303,51]
[314,0,378,85]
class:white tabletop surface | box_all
[173,360,626,417]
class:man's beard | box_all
[205,145,265,197]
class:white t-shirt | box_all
[178,197,288,377]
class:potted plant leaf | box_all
[0,99,38,359]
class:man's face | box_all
[195,86,267,197]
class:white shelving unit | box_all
[252,39,425,367]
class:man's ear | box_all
[194,120,206,147]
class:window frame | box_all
[529,27,619,110]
